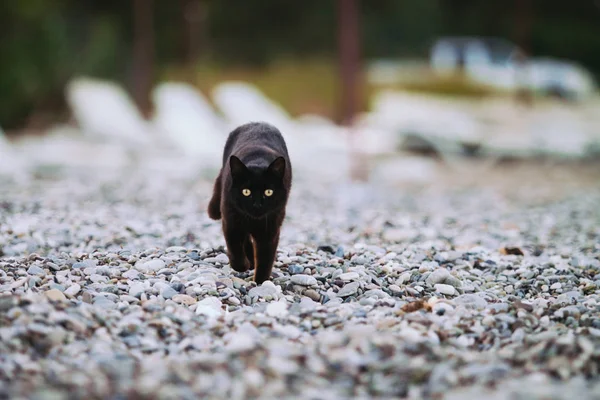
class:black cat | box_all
[208,122,292,284]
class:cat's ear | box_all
[268,157,286,179]
[229,155,248,178]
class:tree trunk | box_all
[337,0,361,127]
[514,0,533,107]
[132,0,154,118]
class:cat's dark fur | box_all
[208,122,292,284]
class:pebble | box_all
[195,297,223,319]
[93,296,116,310]
[172,294,197,305]
[248,282,280,300]
[64,283,81,297]
[160,286,178,299]
[27,265,45,276]
[304,289,321,302]
[1,156,598,400]
[129,283,146,298]
[338,272,360,281]
[338,282,360,297]
[290,275,317,286]
[434,284,456,296]
[44,289,66,302]
[288,265,305,275]
[215,254,229,264]
[266,301,289,318]
[137,259,165,273]
[426,268,450,285]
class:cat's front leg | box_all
[223,222,251,272]
[252,230,280,284]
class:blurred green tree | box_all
[0,0,598,131]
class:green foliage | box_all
[0,0,598,130]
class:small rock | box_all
[338,282,360,297]
[304,289,321,302]
[339,272,360,281]
[225,332,256,353]
[266,301,289,318]
[426,269,450,285]
[172,294,197,305]
[248,281,280,299]
[454,294,487,310]
[64,284,81,297]
[27,265,45,276]
[45,289,66,302]
[434,284,456,296]
[94,296,116,310]
[288,265,305,275]
[129,283,146,298]
[291,274,317,286]
[136,259,165,273]
[160,286,178,299]
[317,245,336,254]
[166,246,186,252]
[215,254,229,264]
[122,269,140,280]
[196,297,223,319]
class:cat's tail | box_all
[207,173,222,220]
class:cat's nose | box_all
[253,202,261,209]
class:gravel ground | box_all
[1,159,600,399]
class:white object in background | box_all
[369,90,482,155]
[152,82,225,166]
[525,58,597,99]
[0,126,28,178]
[212,81,351,182]
[430,40,459,75]
[13,125,130,169]
[212,81,296,134]
[65,77,153,147]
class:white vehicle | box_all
[430,36,597,99]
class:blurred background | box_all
[1,0,599,185]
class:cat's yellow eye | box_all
[264,189,274,197]
[242,189,251,196]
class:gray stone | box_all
[27,265,45,276]
[291,274,317,286]
[338,282,360,297]
[288,265,305,275]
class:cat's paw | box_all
[229,257,251,272]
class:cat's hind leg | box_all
[207,173,222,220]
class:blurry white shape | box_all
[352,113,399,156]
[529,107,590,157]
[14,125,130,169]
[152,82,225,166]
[212,81,295,133]
[66,77,153,147]
[212,81,351,183]
[430,36,597,99]
[468,65,517,90]
[525,59,597,98]
[366,60,403,85]
[430,40,458,75]
[295,114,350,153]
[464,40,491,68]
[369,90,482,155]
[0,126,28,178]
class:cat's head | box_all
[229,155,287,218]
